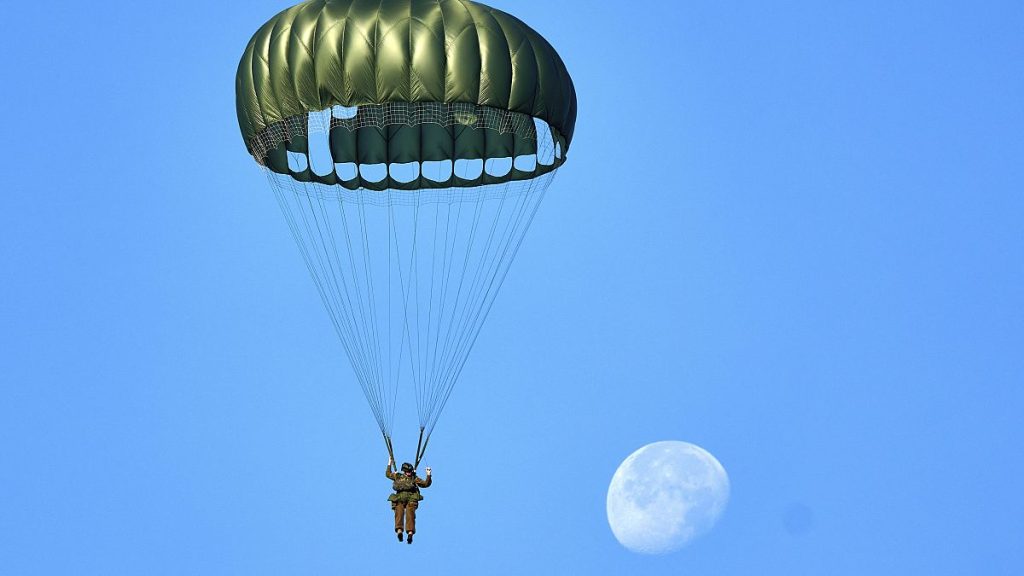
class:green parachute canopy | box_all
[237,0,576,190]
[237,0,575,466]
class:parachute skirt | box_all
[249,102,567,191]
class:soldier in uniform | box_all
[386,457,432,544]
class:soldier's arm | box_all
[386,465,396,480]
[417,474,432,488]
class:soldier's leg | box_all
[406,501,418,534]
[393,502,406,534]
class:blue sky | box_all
[2,1,1022,574]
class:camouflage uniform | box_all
[386,466,432,534]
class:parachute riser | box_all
[384,429,430,472]
[384,433,397,473]
[414,427,431,470]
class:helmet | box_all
[401,462,414,473]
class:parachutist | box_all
[387,457,432,543]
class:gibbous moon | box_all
[607,441,729,554]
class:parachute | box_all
[236,0,576,466]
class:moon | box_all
[607,441,729,554]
